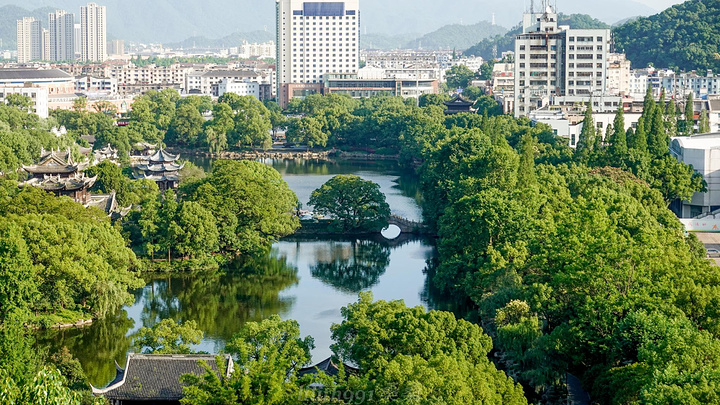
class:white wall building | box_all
[0,86,49,118]
[531,107,641,148]
[49,10,76,62]
[670,134,720,218]
[217,79,260,99]
[491,62,515,113]
[514,2,611,117]
[186,70,272,97]
[238,41,275,59]
[446,56,485,72]
[80,3,107,62]
[276,0,360,107]
[629,69,650,100]
[110,63,195,94]
[75,75,117,95]
[606,53,631,96]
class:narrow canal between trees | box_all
[38,159,455,387]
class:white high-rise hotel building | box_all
[514,1,611,117]
[276,0,360,107]
[81,2,107,62]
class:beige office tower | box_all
[49,10,76,62]
[42,29,50,60]
[81,3,107,62]
[109,39,124,56]
[276,0,360,107]
[17,17,43,63]
[74,23,82,56]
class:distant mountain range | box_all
[359,22,507,51]
[0,5,55,49]
[0,0,660,46]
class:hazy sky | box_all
[634,0,686,10]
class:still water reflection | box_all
[38,159,446,387]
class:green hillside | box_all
[613,0,720,71]
[0,5,56,50]
[403,21,508,50]
[463,13,610,59]
[360,33,419,50]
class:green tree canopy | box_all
[445,64,476,89]
[181,315,314,405]
[309,175,391,232]
[188,160,299,255]
[133,318,203,354]
[331,293,527,405]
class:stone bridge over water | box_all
[386,215,431,235]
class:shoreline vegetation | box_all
[2,88,718,403]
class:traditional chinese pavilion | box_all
[21,148,96,204]
[134,148,184,191]
[443,94,477,115]
[94,144,118,163]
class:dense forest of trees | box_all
[613,0,720,72]
[0,86,717,403]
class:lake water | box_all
[38,159,447,387]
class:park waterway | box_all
[37,158,457,387]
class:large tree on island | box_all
[186,160,299,255]
[309,175,391,232]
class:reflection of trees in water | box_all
[139,251,299,341]
[37,249,299,388]
[310,239,391,293]
[421,257,477,319]
[36,309,135,387]
[392,169,423,203]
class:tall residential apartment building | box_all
[74,23,82,56]
[109,40,124,56]
[17,18,43,63]
[514,2,610,117]
[81,3,107,62]
[276,0,360,107]
[49,10,76,62]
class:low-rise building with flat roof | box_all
[670,133,720,218]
